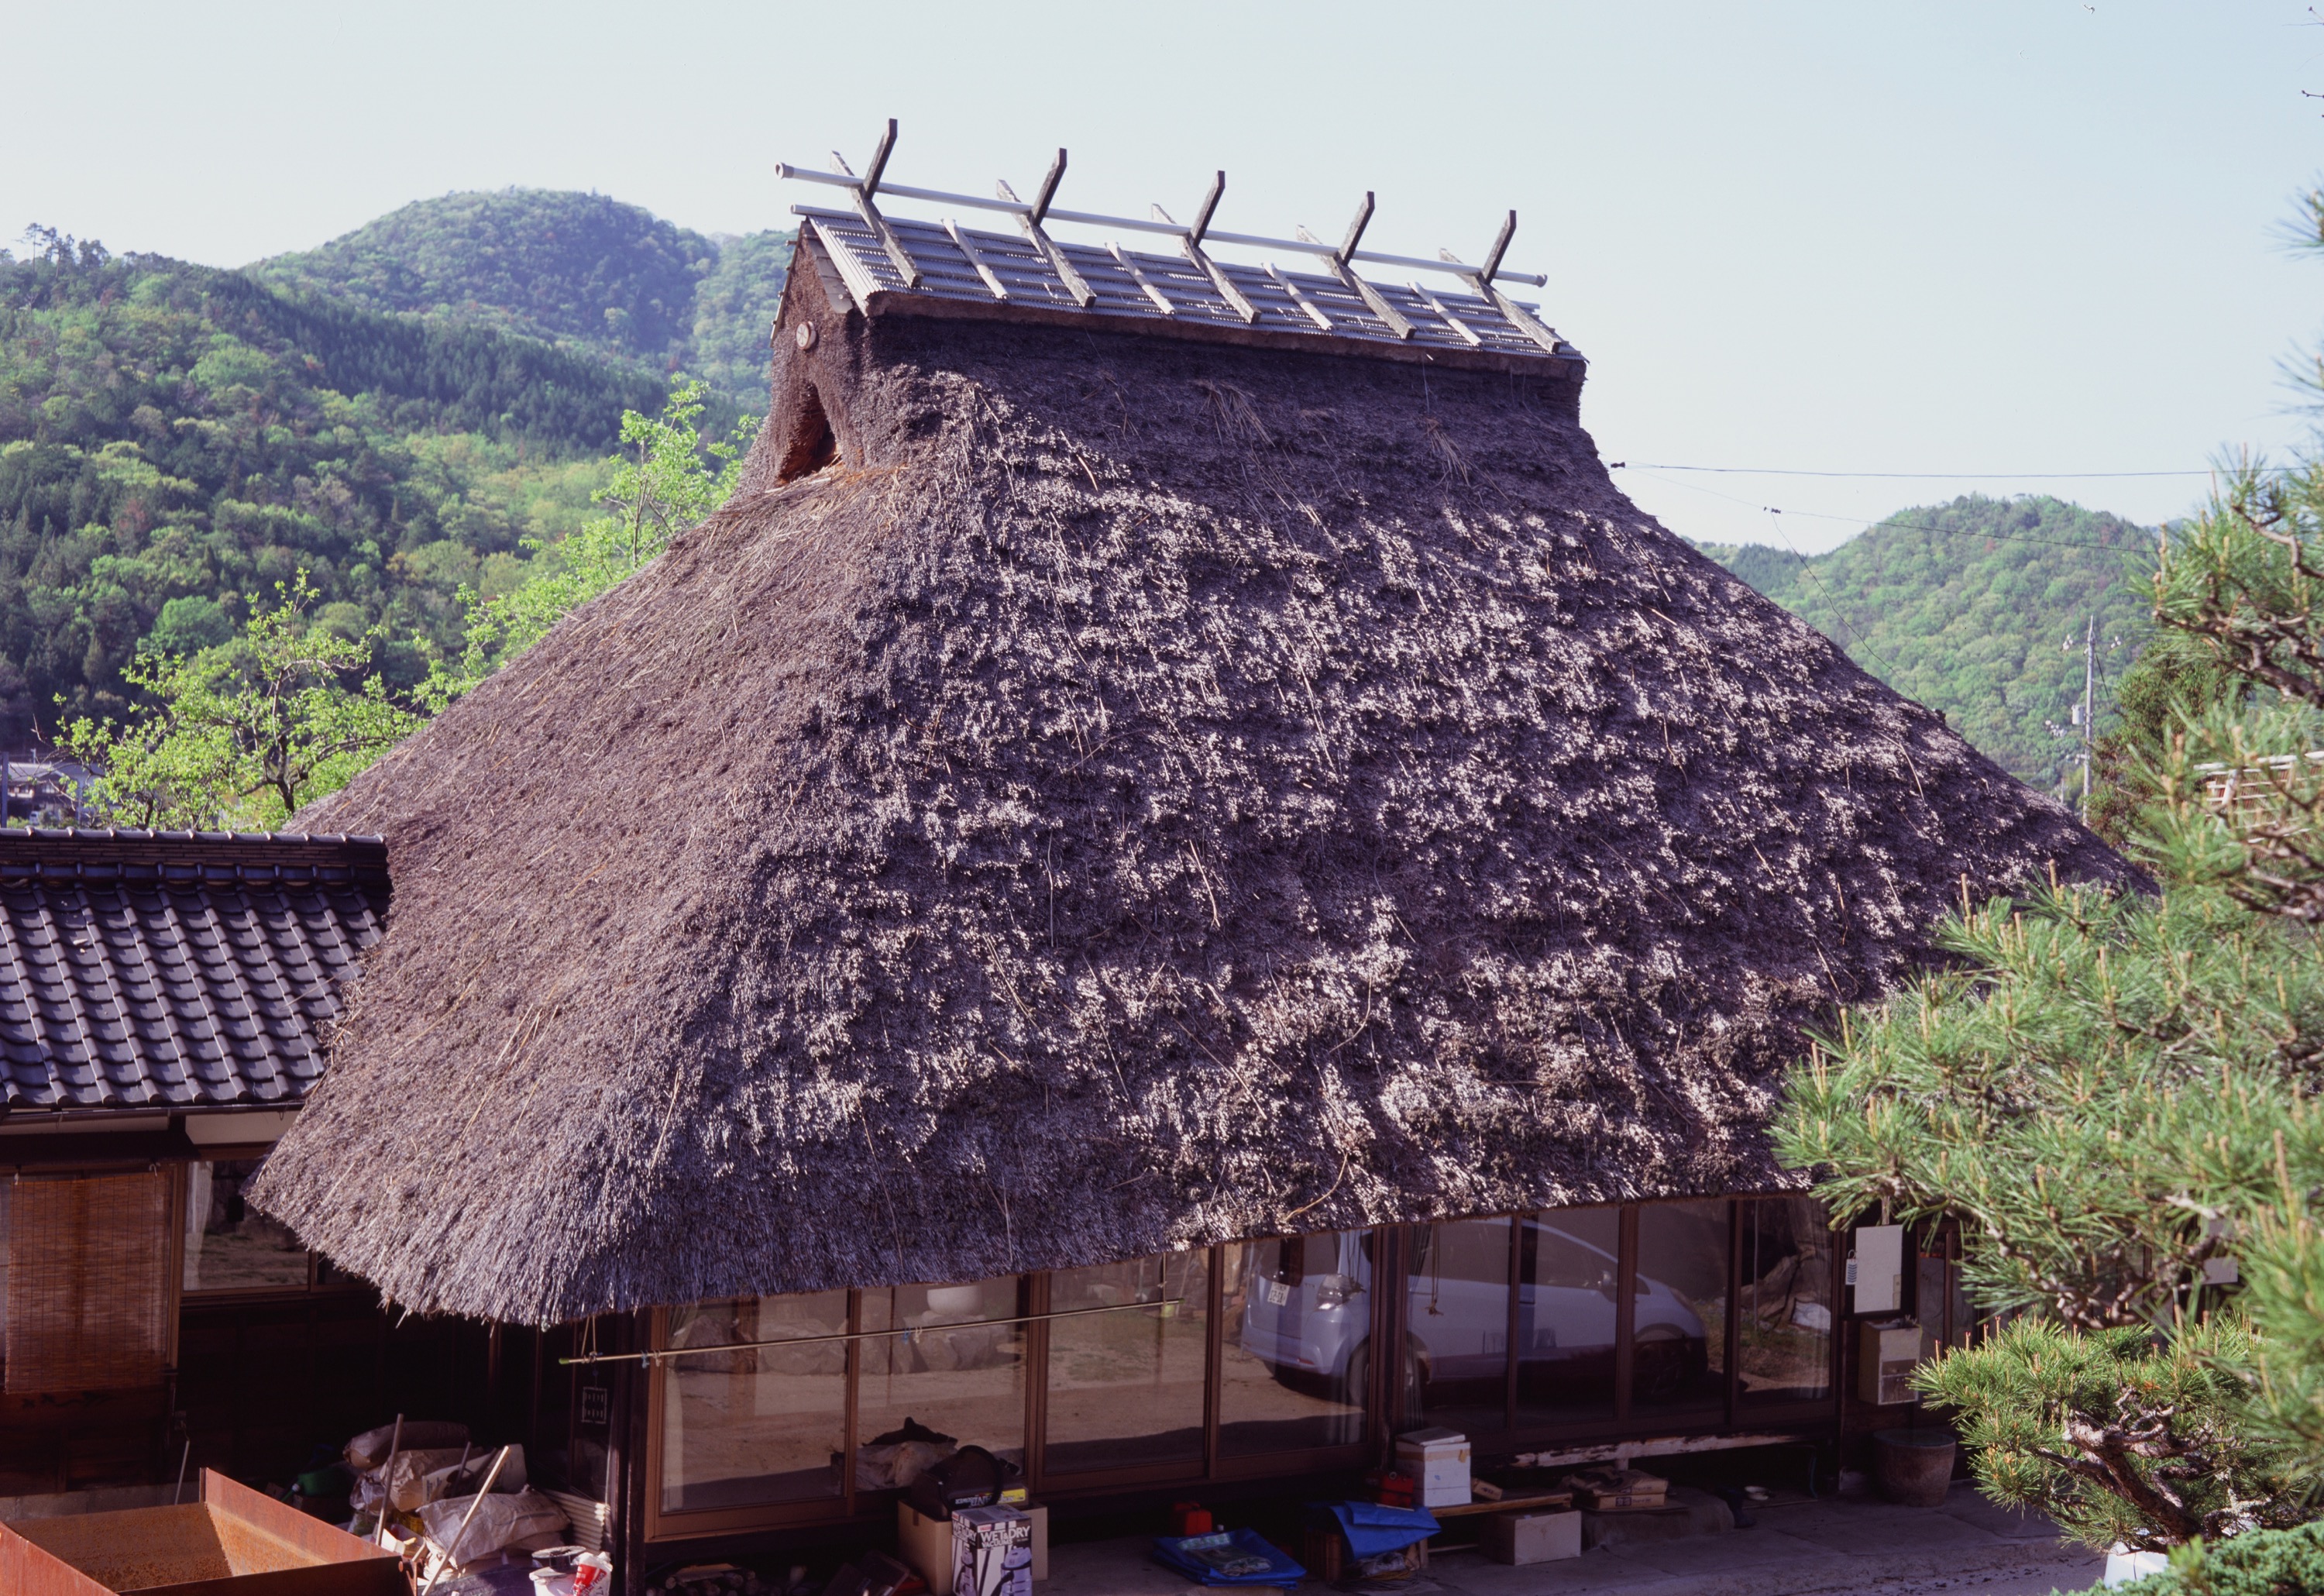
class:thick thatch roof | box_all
[251,232,2132,1326]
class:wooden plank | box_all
[1265,264,1335,331]
[1410,281,1485,347]
[1108,244,1177,315]
[1022,223,1097,307]
[1182,242,1260,323]
[993,179,1095,308]
[1294,210,1415,341]
[852,284,1573,375]
[944,220,1010,301]
[1480,284,1565,355]
[1320,254,1415,340]
[1430,1489,1574,1519]
[852,193,924,290]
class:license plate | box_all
[1263,1280,1291,1307]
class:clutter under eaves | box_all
[337,1417,598,1592]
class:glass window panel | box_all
[184,1160,311,1292]
[1949,1258,1975,1351]
[1407,1218,1512,1436]
[659,1292,848,1512]
[1515,1206,1621,1428]
[1631,1201,1728,1416]
[1043,1250,1208,1474]
[1738,1197,1833,1405]
[1916,1233,1978,1360]
[858,1278,1026,1490]
[1218,1233,1368,1456]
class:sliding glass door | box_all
[643,1198,1838,1540]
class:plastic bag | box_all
[418,1487,568,1569]
[366,1447,475,1512]
[346,1420,469,1471]
[421,1444,526,1505]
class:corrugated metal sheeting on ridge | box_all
[799,207,1574,363]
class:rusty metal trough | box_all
[0,1470,407,1596]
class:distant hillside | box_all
[0,231,665,732]
[1694,496,2157,793]
[252,190,790,407]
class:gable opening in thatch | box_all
[776,380,838,482]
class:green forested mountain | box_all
[0,231,663,735]
[0,191,790,743]
[252,190,790,407]
[1694,496,2157,793]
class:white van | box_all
[1236,1220,1707,1399]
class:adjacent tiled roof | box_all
[796,207,1585,373]
[0,831,388,1113]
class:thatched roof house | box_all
[251,188,2130,1328]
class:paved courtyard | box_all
[1043,1483,2107,1596]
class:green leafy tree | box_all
[421,377,749,708]
[1776,459,2324,1553]
[1775,182,2324,1557]
[1696,496,2157,794]
[57,573,421,828]
[1921,1319,2295,1551]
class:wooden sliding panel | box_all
[1041,1252,1207,1487]
[1628,1199,1732,1426]
[1514,1205,1623,1434]
[1211,1232,1371,1474]
[1734,1196,1841,1413]
[1404,1216,1515,1439]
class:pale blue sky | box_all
[9,1,2319,550]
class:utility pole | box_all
[2048,616,2119,816]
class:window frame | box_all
[178,1152,365,1301]
[640,1201,1843,1544]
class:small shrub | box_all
[2117,1521,2324,1595]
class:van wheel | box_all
[1345,1340,1423,1409]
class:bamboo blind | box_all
[4,1171,172,1394]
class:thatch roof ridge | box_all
[248,253,2130,1325]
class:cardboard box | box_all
[1858,1316,1922,1405]
[1564,1469,1667,1510]
[1483,1510,1583,1565]
[951,1506,1033,1596]
[1394,1429,1470,1508]
[900,1501,1047,1587]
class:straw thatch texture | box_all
[250,247,2133,1325]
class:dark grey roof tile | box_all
[0,831,386,1113]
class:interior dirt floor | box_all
[1040,1483,2108,1596]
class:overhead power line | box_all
[1610,463,2302,481]
[1628,466,2165,553]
